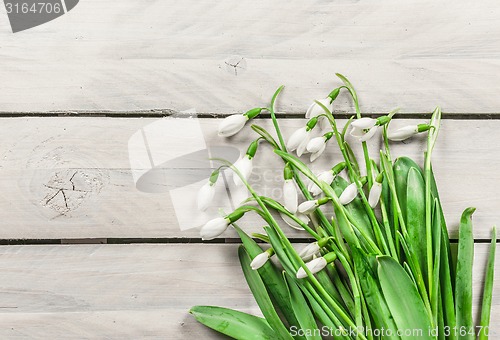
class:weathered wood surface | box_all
[0,244,496,338]
[1,0,500,113]
[0,117,497,240]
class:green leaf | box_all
[393,157,422,223]
[352,248,400,339]
[479,227,497,340]
[233,224,301,331]
[239,246,293,339]
[284,273,321,340]
[406,167,427,281]
[377,256,433,340]
[455,207,476,340]
[190,305,277,339]
[251,124,280,149]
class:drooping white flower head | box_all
[339,182,358,205]
[296,257,328,279]
[280,212,310,230]
[350,117,380,142]
[250,251,270,270]
[233,155,253,186]
[305,98,333,119]
[308,170,335,196]
[387,125,419,141]
[287,127,312,157]
[298,242,321,262]
[298,200,318,214]
[197,182,216,211]
[218,114,248,137]
[368,181,383,208]
[283,179,298,213]
[200,217,230,240]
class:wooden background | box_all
[0,0,499,338]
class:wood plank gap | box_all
[0,238,496,245]
[1,112,500,119]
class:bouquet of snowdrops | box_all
[190,74,496,340]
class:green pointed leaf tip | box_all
[479,227,497,340]
[455,207,475,340]
[190,306,277,339]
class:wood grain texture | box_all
[0,244,496,338]
[0,117,498,239]
[1,0,500,113]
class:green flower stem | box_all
[424,107,441,311]
[267,87,349,260]
[336,73,373,188]
[315,101,388,255]
[228,160,359,332]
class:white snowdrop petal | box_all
[218,114,248,137]
[250,252,270,270]
[287,127,307,151]
[307,137,326,153]
[283,180,298,213]
[359,125,379,142]
[197,182,215,211]
[339,183,358,205]
[200,217,229,240]
[387,125,419,141]
[368,182,383,208]
[351,117,377,129]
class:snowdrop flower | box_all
[280,212,310,230]
[388,124,430,141]
[197,169,220,211]
[298,242,321,262]
[308,171,333,196]
[298,200,318,214]
[200,209,246,240]
[197,182,216,211]
[305,98,333,119]
[339,182,358,205]
[218,108,264,137]
[283,179,298,213]
[298,197,330,214]
[287,117,318,157]
[307,162,346,196]
[296,257,328,279]
[233,140,259,186]
[368,181,382,208]
[233,155,253,186]
[306,132,333,162]
[296,252,337,279]
[350,116,391,142]
[200,217,230,240]
[250,248,274,270]
[350,117,378,142]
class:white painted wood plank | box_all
[0,117,498,239]
[1,0,500,113]
[0,244,496,338]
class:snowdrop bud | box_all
[218,114,249,137]
[298,200,318,214]
[250,248,274,270]
[298,242,321,262]
[339,182,358,205]
[368,181,383,208]
[305,98,333,119]
[387,125,420,141]
[287,127,308,152]
[296,257,328,279]
[200,217,230,240]
[244,107,265,119]
[283,179,298,213]
[197,182,216,211]
[233,155,253,186]
[307,136,327,154]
